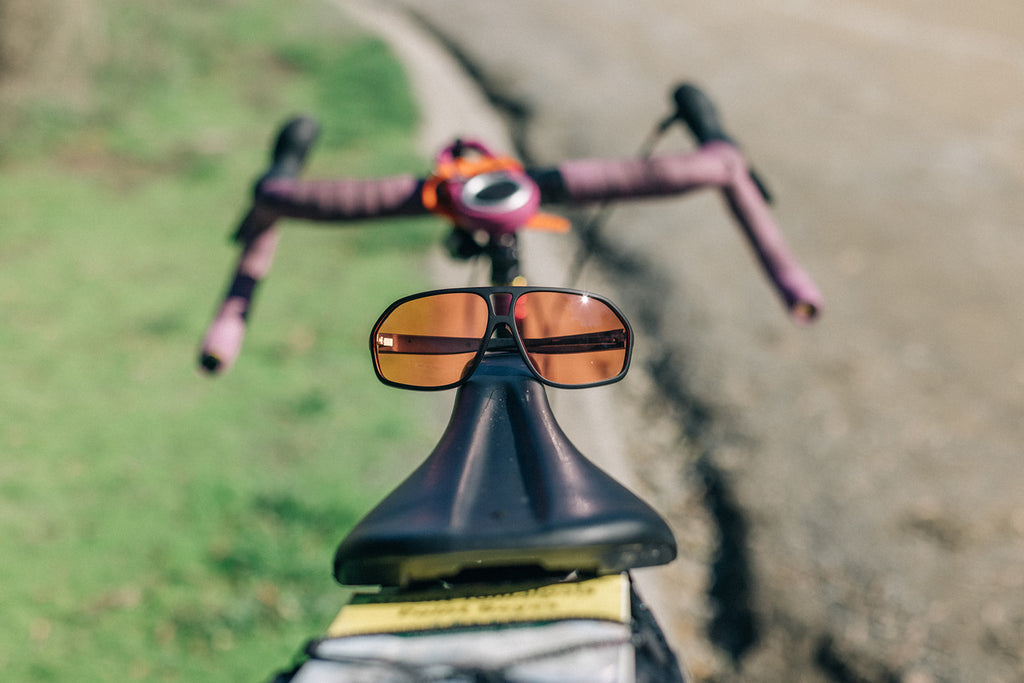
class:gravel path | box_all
[345,2,1024,680]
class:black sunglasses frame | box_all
[369,286,634,391]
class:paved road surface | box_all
[350,2,1024,680]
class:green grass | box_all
[1,1,444,679]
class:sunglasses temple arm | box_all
[522,329,627,354]
[375,334,484,355]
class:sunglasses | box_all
[370,287,633,390]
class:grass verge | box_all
[1,1,443,679]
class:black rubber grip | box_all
[672,84,733,145]
[672,84,772,203]
[264,116,321,182]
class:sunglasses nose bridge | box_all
[489,292,514,316]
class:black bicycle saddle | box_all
[333,353,677,587]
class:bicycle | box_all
[199,84,822,682]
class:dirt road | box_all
[354,1,1024,680]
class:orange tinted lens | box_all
[514,292,629,385]
[374,293,489,388]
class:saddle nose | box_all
[333,354,677,587]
